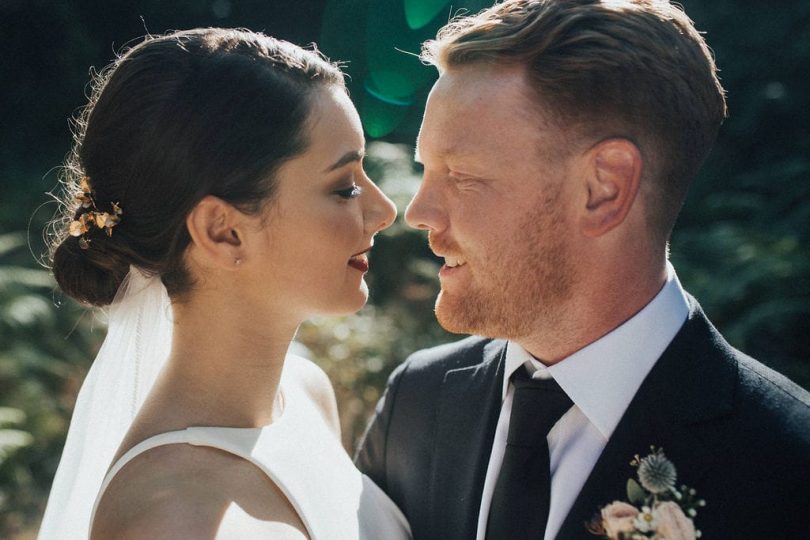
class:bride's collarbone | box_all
[91,444,309,539]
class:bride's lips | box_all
[348,246,372,273]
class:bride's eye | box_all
[335,184,363,199]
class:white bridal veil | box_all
[38,267,173,539]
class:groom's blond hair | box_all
[422,0,727,245]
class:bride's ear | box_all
[186,195,246,269]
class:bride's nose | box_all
[363,178,397,234]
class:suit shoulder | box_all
[400,335,498,376]
[683,303,809,426]
[732,351,810,445]
[735,352,809,407]
[382,336,501,399]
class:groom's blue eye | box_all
[335,185,363,199]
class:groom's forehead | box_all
[415,116,495,164]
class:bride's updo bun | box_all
[51,226,131,307]
[49,28,345,306]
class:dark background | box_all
[1,0,808,536]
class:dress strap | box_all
[89,426,318,539]
[89,429,194,531]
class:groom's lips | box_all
[437,257,468,280]
[439,263,465,278]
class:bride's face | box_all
[247,86,397,317]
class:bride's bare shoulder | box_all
[91,444,308,539]
[284,354,340,437]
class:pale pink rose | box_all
[601,501,639,538]
[655,501,696,540]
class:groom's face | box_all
[406,65,579,341]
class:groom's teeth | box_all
[445,256,466,268]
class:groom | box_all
[356,1,810,538]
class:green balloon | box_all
[365,78,413,106]
[366,0,436,100]
[361,87,410,138]
[368,68,418,102]
[404,0,452,30]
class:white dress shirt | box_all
[475,264,689,540]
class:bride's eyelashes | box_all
[334,183,364,199]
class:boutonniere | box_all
[588,447,705,540]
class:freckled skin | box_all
[407,66,577,342]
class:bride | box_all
[38,28,410,539]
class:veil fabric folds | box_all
[38,267,173,539]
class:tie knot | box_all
[506,368,573,447]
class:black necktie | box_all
[486,368,574,540]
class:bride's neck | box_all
[146,291,301,429]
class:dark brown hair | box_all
[49,28,344,306]
[422,0,728,243]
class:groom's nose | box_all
[405,173,445,232]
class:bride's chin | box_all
[316,290,369,317]
[344,292,370,314]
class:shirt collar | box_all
[503,263,689,439]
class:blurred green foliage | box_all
[1,0,808,536]
[0,233,99,537]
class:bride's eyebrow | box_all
[323,149,365,173]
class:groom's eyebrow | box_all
[324,150,365,172]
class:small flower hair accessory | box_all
[68,176,123,249]
[588,447,706,540]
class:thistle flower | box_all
[592,449,703,540]
[637,451,677,494]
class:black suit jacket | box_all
[356,297,810,539]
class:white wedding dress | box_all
[90,356,411,539]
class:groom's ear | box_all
[185,195,245,269]
[579,138,642,237]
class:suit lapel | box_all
[557,301,736,539]
[430,339,506,539]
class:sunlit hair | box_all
[49,28,345,306]
[421,0,727,244]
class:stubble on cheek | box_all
[434,190,574,339]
